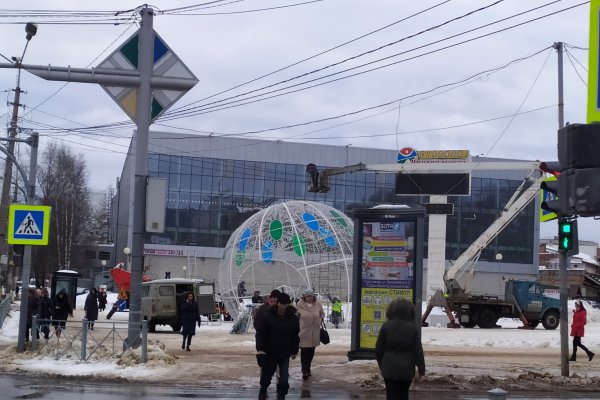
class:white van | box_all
[141,278,215,332]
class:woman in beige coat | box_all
[296,288,325,380]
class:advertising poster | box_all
[358,220,416,349]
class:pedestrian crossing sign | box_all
[8,204,51,245]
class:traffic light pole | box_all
[553,41,569,377]
[558,217,570,376]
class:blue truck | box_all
[448,279,561,330]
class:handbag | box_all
[320,321,330,345]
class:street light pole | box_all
[16,132,39,353]
[0,23,37,299]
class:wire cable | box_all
[161,0,575,121]
[168,0,452,113]
[483,47,553,156]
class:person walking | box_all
[375,297,425,400]
[570,299,595,362]
[180,291,201,351]
[253,289,280,330]
[52,289,73,338]
[84,287,99,330]
[37,288,53,342]
[331,297,342,328]
[255,292,299,400]
[296,288,325,380]
[97,287,108,312]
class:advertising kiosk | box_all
[347,206,425,360]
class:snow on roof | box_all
[545,244,599,266]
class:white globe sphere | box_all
[218,200,353,320]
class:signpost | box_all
[1,7,198,349]
[8,205,51,245]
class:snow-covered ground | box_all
[0,292,598,382]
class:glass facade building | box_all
[114,133,539,286]
[145,153,535,265]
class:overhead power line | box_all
[160,0,574,121]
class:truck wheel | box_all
[477,308,497,329]
[460,321,476,328]
[542,310,560,330]
[527,320,540,328]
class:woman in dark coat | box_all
[180,291,200,351]
[570,300,595,361]
[52,289,73,337]
[84,288,99,330]
[97,288,108,311]
[375,297,425,400]
[37,288,53,341]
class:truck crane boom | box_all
[445,164,544,296]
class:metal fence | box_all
[31,316,148,362]
[0,297,11,329]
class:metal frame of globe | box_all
[218,201,354,322]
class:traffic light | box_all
[558,218,578,255]
[557,124,600,216]
[539,161,568,216]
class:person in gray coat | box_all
[375,297,425,400]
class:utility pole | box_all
[0,23,37,299]
[0,8,197,348]
[16,132,38,353]
[553,41,569,377]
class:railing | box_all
[31,316,148,362]
[0,297,11,329]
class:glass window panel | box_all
[285,180,295,198]
[222,177,234,193]
[169,173,179,189]
[148,154,159,173]
[234,160,245,179]
[158,158,170,174]
[224,160,234,178]
[180,174,191,191]
[233,177,244,195]
[181,157,192,174]
[191,174,202,191]
[179,192,190,210]
[169,156,180,174]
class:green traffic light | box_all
[561,223,571,233]
[561,237,570,249]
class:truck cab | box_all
[507,280,560,330]
[141,278,215,332]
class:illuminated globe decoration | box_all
[218,201,353,320]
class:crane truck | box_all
[305,159,561,330]
[421,164,560,330]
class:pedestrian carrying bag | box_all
[320,321,330,345]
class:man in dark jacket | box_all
[255,292,299,400]
[253,289,280,330]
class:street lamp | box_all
[495,253,503,296]
[123,247,131,270]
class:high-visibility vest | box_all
[332,301,342,313]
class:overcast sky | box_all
[0,1,596,243]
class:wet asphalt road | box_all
[2,373,600,399]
